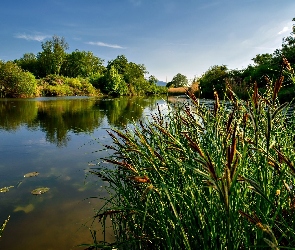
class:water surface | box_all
[0,96,173,249]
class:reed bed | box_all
[87,59,295,249]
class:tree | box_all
[252,53,273,66]
[166,73,188,88]
[104,65,128,96]
[61,50,105,77]
[14,53,39,77]
[107,55,129,76]
[199,65,228,98]
[106,55,149,95]
[37,35,69,76]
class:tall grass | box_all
[88,59,295,249]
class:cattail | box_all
[214,91,220,116]
[273,76,284,103]
[252,82,259,109]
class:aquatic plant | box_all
[89,58,295,249]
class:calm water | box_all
[0,95,177,250]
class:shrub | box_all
[38,75,97,96]
[0,61,37,98]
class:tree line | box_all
[0,35,166,98]
[1,17,294,99]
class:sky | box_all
[0,0,294,82]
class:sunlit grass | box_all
[88,58,295,249]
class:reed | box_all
[89,58,295,249]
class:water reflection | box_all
[0,96,162,146]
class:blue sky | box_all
[0,0,294,82]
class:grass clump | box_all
[88,58,295,249]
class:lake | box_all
[0,95,180,250]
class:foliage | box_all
[37,35,69,76]
[14,53,39,77]
[166,73,188,88]
[102,66,128,96]
[106,55,149,96]
[61,50,105,78]
[0,61,37,98]
[38,74,97,96]
[199,65,228,98]
[89,60,295,249]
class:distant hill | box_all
[157,81,167,86]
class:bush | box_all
[0,61,37,98]
[38,75,97,96]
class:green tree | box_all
[0,61,37,97]
[107,55,129,76]
[14,53,39,77]
[166,73,188,88]
[104,65,128,96]
[107,55,148,95]
[199,65,228,98]
[252,53,273,66]
[145,75,159,95]
[37,35,69,76]
[61,50,105,77]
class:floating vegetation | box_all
[0,215,10,237]
[31,187,50,195]
[14,204,34,213]
[0,186,14,193]
[24,172,39,178]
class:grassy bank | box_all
[86,61,295,249]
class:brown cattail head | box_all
[214,91,220,116]
[252,82,259,109]
[272,75,284,103]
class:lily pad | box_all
[31,187,50,195]
[0,186,14,193]
[24,172,39,178]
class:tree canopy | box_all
[166,73,188,88]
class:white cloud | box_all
[278,26,290,35]
[14,34,49,42]
[86,41,125,49]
